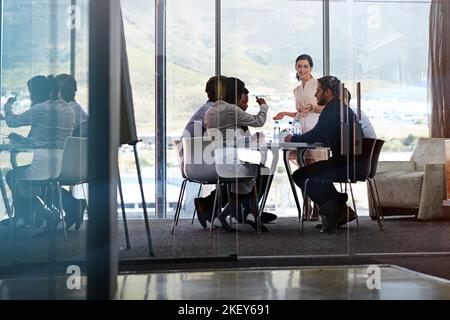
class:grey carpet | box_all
[2,216,450,280]
[118,216,450,259]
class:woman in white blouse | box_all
[273,54,325,164]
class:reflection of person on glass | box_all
[2,75,76,228]
[55,74,89,138]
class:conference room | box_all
[0,0,449,301]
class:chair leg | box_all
[209,181,221,238]
[57,182,68,240]
[171,179,187,235]
[191,184,202,224]
[348,181,360,233]
[372,179,384,221]
[368,179,383,231]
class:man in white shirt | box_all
[345,89,377,139]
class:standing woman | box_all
[273,54,325,164]
[273,54,325,219]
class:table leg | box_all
[258,147,278,217]
[283,149,302,221]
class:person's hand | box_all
[6,97,17,105]
[300,104,313,113]
[273,112,285,120]
[284,134,293,142]
[256,97,267,106]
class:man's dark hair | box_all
[205,75,227,102]
[27,75,51,104]
[224,77,245,105]
[295,54,314,81]
[317,76,341,99]
[56,74,77,102]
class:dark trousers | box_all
[6,166,82,225]
[292,159,349,208]
[202,165,270,219]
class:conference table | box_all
[245,141,329,233]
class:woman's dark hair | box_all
[224,77,245,105]
[56,74,77,102]
[317,76,341,99]
[295,54,314,81]
[27,75,51,104]
[46,75,59,100]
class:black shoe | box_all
[196,211,208,229]
[261,212,277,223]
[319,200,338,233]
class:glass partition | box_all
[0,0,89,299]
[330,0,446,256]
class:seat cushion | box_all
[375,171,424,208]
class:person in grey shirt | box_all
[183,75,227,138]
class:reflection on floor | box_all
[1,265,450,299]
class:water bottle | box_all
[273,120,280,142]
[288,121,293,134]
[294,119,301,135]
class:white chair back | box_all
[182,137,217,184]
[57,137,88,185]
[173,139,187,179]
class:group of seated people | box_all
[1,74,88,231]
[181,54,377,233]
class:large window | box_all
[166,0,215,219]
[330,0,430,161]
[120,0,155,220]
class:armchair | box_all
[369,138,447,220]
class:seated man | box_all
[285,76,358,233]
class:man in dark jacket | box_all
[284,76,357,232]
